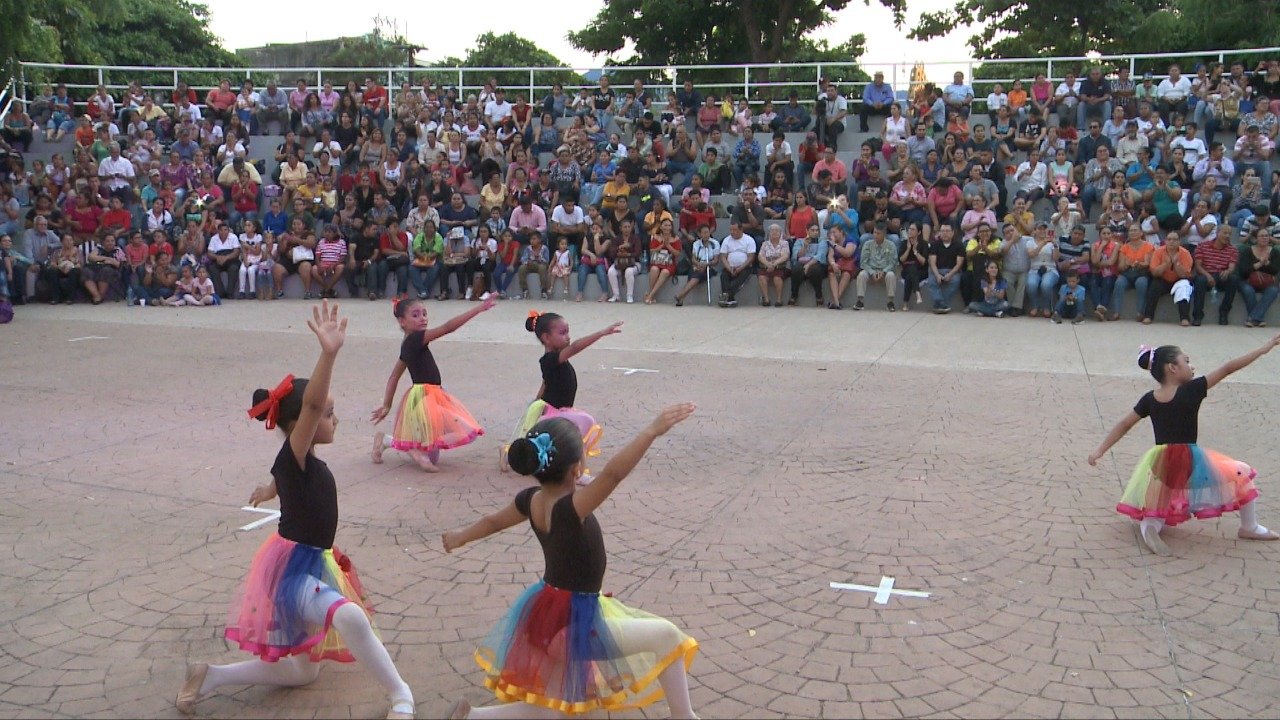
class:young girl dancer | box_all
[1089,337,1280,555]
[499,312,622,470]
[371,296,495,472]
[176,302,416,719]
[443,403,700,719]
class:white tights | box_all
[201,592,413,713]
[607,265,636,302]
[1140,499,1268,535]
[467,617,696,720]
[238,263,259,293]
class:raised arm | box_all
[289,301,347,467]
[572,403,695,519]
[558,321,623,364]
[424,296,496,343]
[1205,333,1280,389]
[1088,410,1142,466]
[442,502,527,552]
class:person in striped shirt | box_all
[313,226,347,299]
[1191,230,1238,326]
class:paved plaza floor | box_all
[3,299,1280,719]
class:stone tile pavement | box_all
[3,299,1280,718]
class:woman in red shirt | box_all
[230,171,260,233]
[786,192,818,240]
[67,192,103,240]
[493,229,521,299]
[643,218,682,304]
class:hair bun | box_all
[250,389,271,421]
[524,316,537,333]
[506,437,541,476]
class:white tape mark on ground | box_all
[239,506,281,531]
[831,576,931,605]
[68,336,110,342]
[613,367,660,376]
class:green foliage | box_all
[568,0,868,66]
[1127,0,1280,56]
[6,0,239,90]
[432,32,581,99]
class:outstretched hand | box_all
[249,482,277,507]
[370,405,391,424]
[1087,452,1101,467]
[307,299,347,355]
[441,531,464,553]
[646,402,696,438]
[479,296,497,312]
[1267,333,1280,351]
[601,321,623,336]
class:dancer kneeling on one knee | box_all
[1089,336,1280,555]
[370,295,494,472]
[443,403,701,720]
[177,301,416,719]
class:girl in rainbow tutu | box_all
[499,311,621,472]
[1089,336,1280,555]
[443,403,700,719]
[177,301,416,719]
[371,296,495,472]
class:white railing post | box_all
[97,67,104,88]
[529,68,535,104]
[816,63,823,94]
[892,63,899,99]
[743,65,750,102]
[457,68,464,95]
[1047,59,1054,81]
[316,69,323,91]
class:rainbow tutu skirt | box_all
[510,400,602,457]
[1117,444,1259,526]
[475,581,698,715]
[224,533,374,662]
[391,383,484,452]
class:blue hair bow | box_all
[529,432,555,473]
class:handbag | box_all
[652,249,673,267]
[1248,270,1276,291]
[290,245,314,263]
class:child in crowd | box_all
[371,297,494,472]
[443,403,699,720]
[257,233,277,300]
[500,312,621,472]
[176,302,416,719]
[1089,338,1280,555]
[549,237,573,300]
[165,264,215,306]
[1052,268,1086,324]
[314,227,346,299]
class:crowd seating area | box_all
[1,60,1280,325]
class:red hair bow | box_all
[247,374,295,430]
[527,310,542,322]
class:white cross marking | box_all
[830,576,931,605]
[239,506,281,531]
[613,367,659,376]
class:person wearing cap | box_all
[1135,71,1159,109]
[859,72,895,133]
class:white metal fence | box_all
[12,46,1280,116]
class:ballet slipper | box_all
[1140,524,1171,556]
[1238,527,1280,540]
[175,662,209,714]
[372,431,385,464]
[446,699,470,720]
[387,700,416,720]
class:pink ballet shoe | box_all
[1238,527,1280,541]
[175,662,208,714]
[446,699,470,719]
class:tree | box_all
[568,0,869,67]
[436,32,581,97]
[1128,0,1280,56]
[906,0,1162,60]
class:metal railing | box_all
[13,45,1280,117]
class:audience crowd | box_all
[1,59,1279,326]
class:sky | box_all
[204,0,977,86]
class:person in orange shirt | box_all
[1109,224,1152,320]
[205,80,237,126]
[1141,231,1193,325]
[1008,79,1029,119]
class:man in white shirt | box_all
[1115,120,1149,165]
[313,131,342,167]
[818,84,847,150]
[1169,122,1207,166]
[1014,149,1048,203]
[765,130,794,181]
[1157,64,1192,123]
[1054,70,1081,120]
[484,88,514,130]
[417,132,443,167]
[717,220,757,307]
[943,71,974,118]
[549,195,587,251]
[98,143,136,204]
